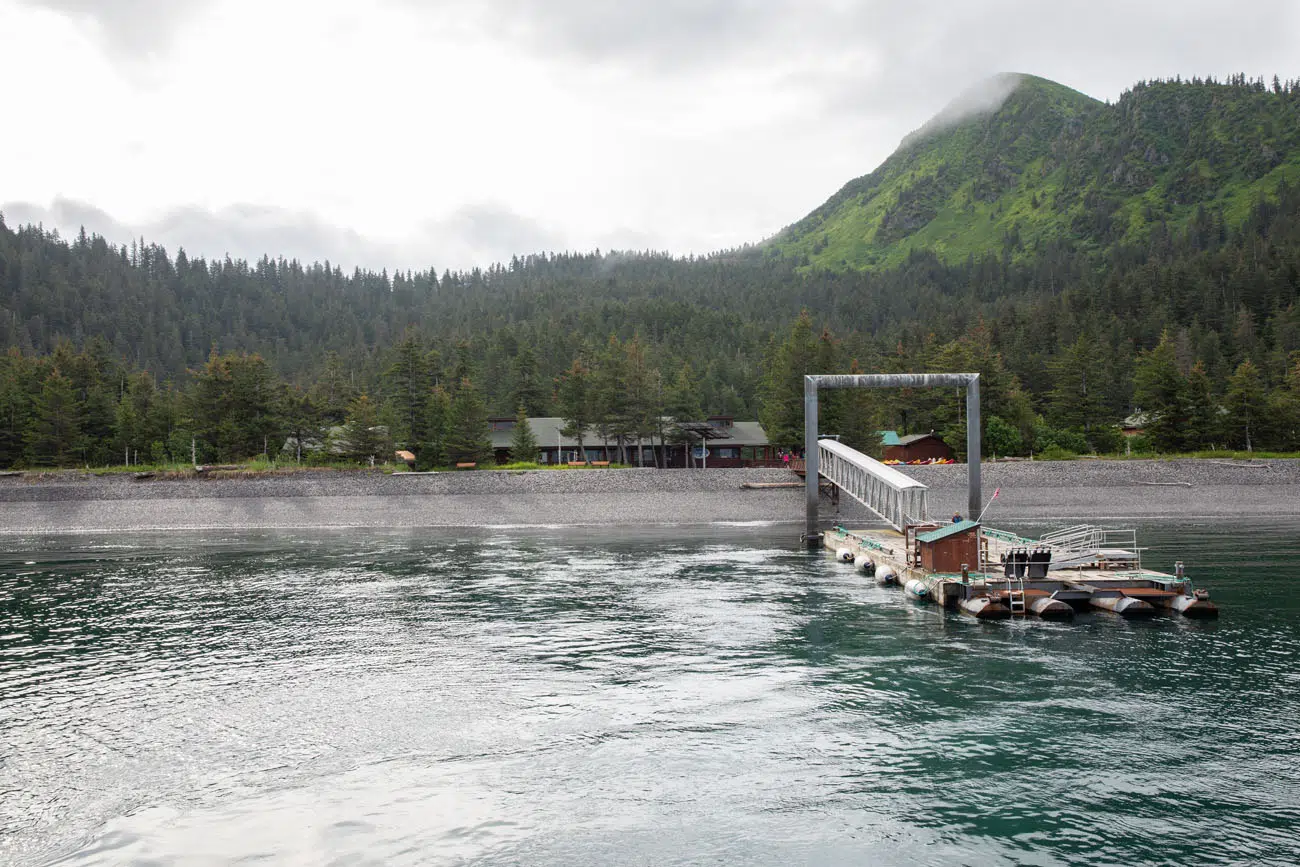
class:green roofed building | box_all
[916,520,980,544]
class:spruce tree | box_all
[312,351,356,426]
[26,371,82,466]
[415,386,450,470]
[511,346,547,416]
[445,378,493,464]
[837,358,876,452]
[620,336,657,465]
[0,350,34,469]
[591,335,632,462]
[281,386,322,463]
[1184,361,1218,450]
[509,405,539,463]
[759,311,818,447]
[557,358,592,464]
[1048,333,1109,433]
[340,394,391,463]
[190,350,280,461]
[114,396,139,465]
[384,331,431,447]
[1224,359,1267,451]
[1133,331,1188,452]
[665,363,704,466]
[1270,358,1300,450]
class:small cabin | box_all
[885,432,953,463]
[916,520,981,574]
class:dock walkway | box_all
[825,524,1217,620]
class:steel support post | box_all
[804,376,821,548]
[965,376,981,520]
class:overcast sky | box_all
[2,0,1297,271]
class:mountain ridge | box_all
[772,72,1300,270]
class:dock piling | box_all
[804,375,821,549]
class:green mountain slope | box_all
[775,73,1300,269]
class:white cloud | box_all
[900,73,1026,149]
[1,196,572,271]
[2,0,1298,270]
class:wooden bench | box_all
[567,461,587,467]
[455,462,477,470]
[589,461,610,467]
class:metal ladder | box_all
[999,547,1028,615]
[1007,575,1026,615]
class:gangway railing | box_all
[817,439,928,532]
[1038,525,1142,569]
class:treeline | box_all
[758,311,1300,459]
[6,306,1298,472]
[3,158,1300,465]
[0,331,711,469]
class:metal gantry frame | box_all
[804,373,981,546]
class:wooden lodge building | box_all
[489,416,776,467]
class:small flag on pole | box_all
[976,488,1000,523]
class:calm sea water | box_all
[1,522,1297,866]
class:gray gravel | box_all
[831,459,1300,524]
[1,460,1298,534]
[0,469,804,534]
[0,467,796,501]
[903,458,1300,489]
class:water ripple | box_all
[1,523,1297,866]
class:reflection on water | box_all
[1,523,1298,866]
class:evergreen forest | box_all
[4,74,1300,469]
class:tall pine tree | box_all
[509,406,539,463]
[445,378,493,464]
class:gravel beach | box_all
[0,459,1298,533]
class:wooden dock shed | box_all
[915,520,981,573]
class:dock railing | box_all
[1037,525,1142,569]
[817,439,928,533]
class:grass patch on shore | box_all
[1088,450,1300,461]
[78,459,407,476]
[490,462,637,471]
[14,459,644,477]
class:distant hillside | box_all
[774,73,1300,269]
[6,73,1300,468]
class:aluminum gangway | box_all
[817,438,929,532]
[1038,525,1143,570]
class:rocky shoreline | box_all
[0,459,1297,533]
[901,458,1300,524]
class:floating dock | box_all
[800,418,1218,621]
[825,522,1218,620]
